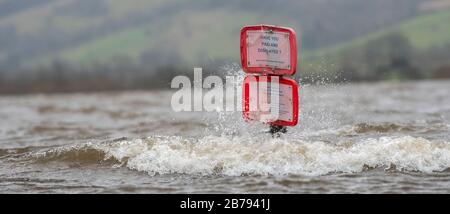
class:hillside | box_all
[301,8,450,81]
[0,0,423,70]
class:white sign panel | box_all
[246,30,291,70]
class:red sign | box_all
[240,25,297,75]
[242,75,299,126]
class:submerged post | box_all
[269,125,287,137]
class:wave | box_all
[23,135,450,176]
[296,122,450,139]
[338,122,449,135]
[348,123,416,133]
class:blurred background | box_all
[1,0,450,194]
[0,0,449,93]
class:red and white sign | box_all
[240,25,297,75]
[242,75,299,126]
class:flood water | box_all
[1,80,450,193]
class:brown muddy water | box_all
[0,80,450,193]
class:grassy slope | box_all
[46,7,450,68]
[0,0,171,34]
[7,1,450,69]
[300,9,450,77]
[32,8,265,66]
[304,9,450,59]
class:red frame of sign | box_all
[242,75,299,126]
[240,25,297,75]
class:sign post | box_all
[240,25,299,136]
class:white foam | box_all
[93,135,450,176]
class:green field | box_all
[42,8,450,69]
[30,8,267,67]
[3,0,448,74]
[301,9,450,79]
[304,9,450,59]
